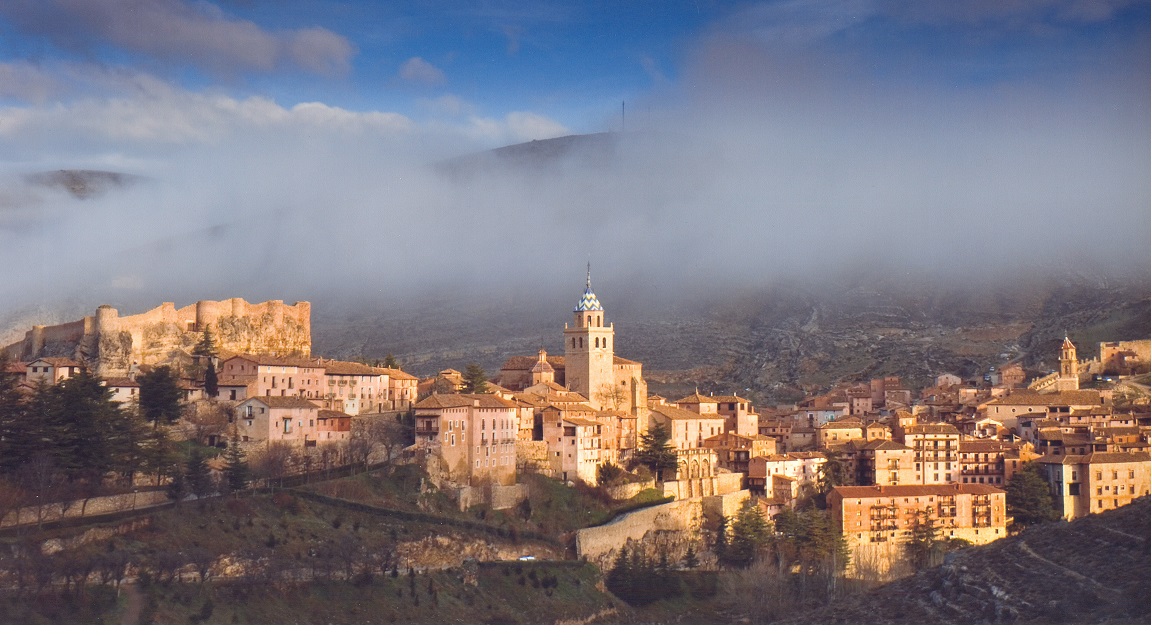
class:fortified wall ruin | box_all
[2,298,310,376]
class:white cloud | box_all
[464,112,569,146]
[398,57,446,85]
[0,73,413,152]
[0,0,355,76]
[417,94,473,117]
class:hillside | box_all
[785,497,1151,624]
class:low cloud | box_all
[0,0,354,75]
[0,3,1145,325]
[398,57,446,86]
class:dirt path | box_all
[119,583,144,624]
[1016,541,1120,593]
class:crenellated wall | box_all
[2,298,311,376]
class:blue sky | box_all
[2,0,1146,152]
[0,1,1148,313]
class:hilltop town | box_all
[0,275,1149,622]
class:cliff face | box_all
[2,298,311,376]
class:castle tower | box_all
[563,266,614,408]
[1056,335,1080,391]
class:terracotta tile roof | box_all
[318,409,350,419]
[101,377,139,387]
[245,396,320,409]
[752,454,790,462]
[709,395,751,403]
[563,417,602,427]
[985,390,1105,407]
[904,423,960,435]
[858,439,910,451]
[674,393,716,404]
[31,357,85,368]
[832,483,1006,499]
[1035,451,1150,465]
[413,393,518,410]
[511,393,549,408]
[222,354,320,368]
[319,360,382,376]
[650,405,708,421]
[958,440,1018,453]
[378,368,418,381]
[613,355,640,365]
[787,451,827,460]
[502,355,566,371]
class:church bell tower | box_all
[564,266,615,408]
[1056,335,1080,391]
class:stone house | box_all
[815,415,865,448]
[316,359,390,415]
[675,392,760,437]
[218,354,325,401]
[830,484,1008,574]
[25,357,85,385]
[893,422,961,484]
[414,393,519,487]
[957,440,1023,486]
[702,431,776,476]
[648,403,726,450]
[234,396,321,445]
[1034,451,1151,520]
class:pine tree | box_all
[204,360,219,398]
[223,438,249,493]
[635,424,677,481]
[727,498,772,568]
[192,326,218,359]
[0,354,30,474]
[1006,463,1060,528]
[904,510,943,570]
[383,354,400,370]
[138,366,184,428]
[187,448,213,497]
[462,363,489,393]
[166,464,188,505]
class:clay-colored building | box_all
[234,396,321,445]
[815,415,866,448]
[25,357,85,385]
[676,393,760,437]
[414,393,520,486]
[894,422,961,484]
[958,440,1022,486]
[830,484,1008,573]
[649,403,726,450]
[1034,451,1151,520]
[218,354,325,401]
[702,432,777,475]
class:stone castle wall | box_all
[576,499,703,570]
[3,298,311,376]
[1100,340,1151,367]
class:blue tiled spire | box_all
[574,263,603,312]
